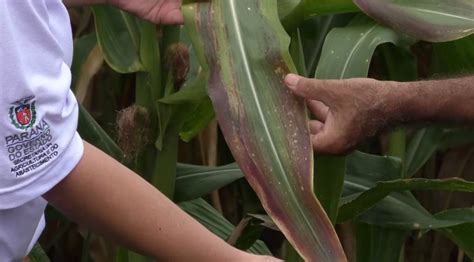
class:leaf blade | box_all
[184,1,346,260]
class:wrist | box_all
[380,80,415,125]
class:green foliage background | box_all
[30,1,474,261]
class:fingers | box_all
[285,74,321,100]
[309,120,324,134]
[309,117,355,155]
[161,9,184,25]
[307,100,329,122]
[285,74,342,103]
[311,131,353,155]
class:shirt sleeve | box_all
[0,91,84,209]
[0,0,84,209]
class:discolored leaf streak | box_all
[184,1,346,261]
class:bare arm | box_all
[284,74,474,154]
[44,141,276,261]
[399,76,474,123]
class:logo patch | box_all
[9,97,36,130]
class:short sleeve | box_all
[0,0,84,209]
[0,91,84,209]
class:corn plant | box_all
[33,0,474,261]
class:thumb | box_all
[285,74,329,101]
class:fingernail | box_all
[285,74,300,88]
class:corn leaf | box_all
[342,151,474,229]
[353,0,474,42]
[92,6,143,73]
[435,208,474,259]
[339,176,474,222]
[313,14,412,225]
[175,163,244,202]
[305,0,359,16]
[180,198,272,255]
[183,1,345,260]
[432,34,474,75]
[316,14,413,79]
[355,223,408,262]
[28,244,50,262]
[78,106,124,162]
[404,127,443,177]
[300,14,354,78]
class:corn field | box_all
[29,0,474,261]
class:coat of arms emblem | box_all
[9,97,36,129]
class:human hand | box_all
[285,74,400,155]
[111,0,183,24]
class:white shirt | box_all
[0,0,84,260]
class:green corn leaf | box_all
[435,208,474,259]
[432,34,474,75]
[175,163,244,202]
[180,198,272,255]
[305,0,359,16]
[28,244,50,262]
[316,14,413,79]
[404,127,443,177]
[313,14,412,225]
[179,98,215,142]
[71,34,98,93]
[339,176,474,222]
[78,106,124,162]
[280,0,359,31]
[355,223,408,262]
[300,14,354,78]
[92,6,143,73]
[404,127,474,179]
[183,1,345,260]
[353,0,474,42]
[341,151,474,229]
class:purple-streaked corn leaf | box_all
[183,1,346,261]
[353,0,474,42]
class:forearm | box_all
[388,76,474,124]
[43,141,255,261]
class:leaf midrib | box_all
[227,0,322,249]
[339,24,378,79]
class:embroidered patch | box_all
[9,96,36,130]
[4,98,59,178]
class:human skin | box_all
[44,142,276,261]
[285,74,474,155]
[42,1,280,261]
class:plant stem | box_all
[388,129,406,161]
